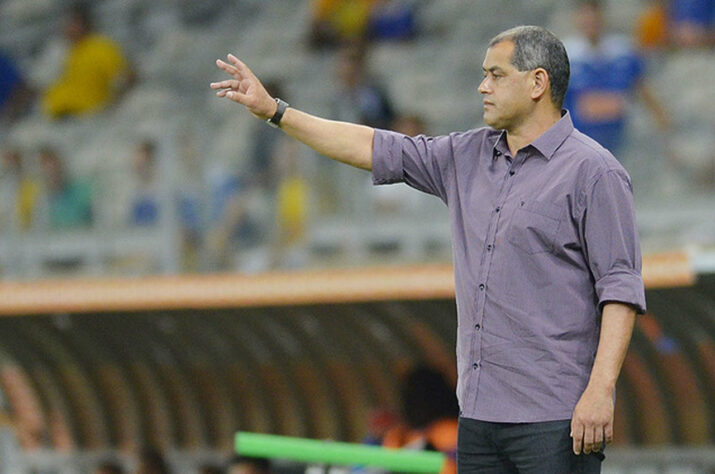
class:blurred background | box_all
[0,0,713,472]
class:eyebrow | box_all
[482,66,505,73]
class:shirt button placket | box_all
[472,157,513,410]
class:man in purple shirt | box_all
[212,24,645,473]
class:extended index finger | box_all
[227,53,249,73]
[216,59,240,77]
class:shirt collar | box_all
[490,110,574,161]
[491,130,508,159]
[529,110,574,160]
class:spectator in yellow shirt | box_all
[42,4,132,118]
[309,0,377,48]
[0,149,40,231]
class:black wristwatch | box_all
[266,98,289,128]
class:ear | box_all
[530,68,550,101]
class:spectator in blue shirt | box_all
[129,140,160,226]
[0,52,32,123]
[368,0,417,42]
[333,43,395,129]
[563,0,670,153]
[669,0,715,47]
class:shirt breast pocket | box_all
[507,200,562,255]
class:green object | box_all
[235,432,446,473]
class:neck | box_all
[505,107,561,156]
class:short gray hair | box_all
[489,25,570,108]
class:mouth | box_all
[483,101,495,108]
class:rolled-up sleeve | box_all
[371,129,452,203]
[580,169,647,314]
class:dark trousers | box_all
[457,417,604,473]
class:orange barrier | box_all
[0,252,695,316]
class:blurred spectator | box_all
[205,168,266,271]
[333,43,395,129]
[362,408,399,445]
[0,51,32,124]
[0,149,40,231]
[563,0,670,153]
[637,0,715,49]
[669,0,715,48]
[309,0,417,48]
[273,145,309,268]
[42,2,133,119]
[173,131,207,271]
[246,81,287,191]
[228,455,271,474]
[136,447,170,474]
[368,0,418,41]
[246,80,308,270]
[94,460,124,474]
[128,140,160,227]
[636,0,671,50]
[37,147,93,230]
[309,0,376,49]
[382,366,458,474]
[392,113,425,137]
[119,137,240,273]
[323,43,395,213]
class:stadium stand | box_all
[0,0,712,277]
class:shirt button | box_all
[473,362,480,369]
[495,150,501,156]
[479,284,485,291]
[475,323,481,330]
[509,170,515,176]
[486,244,492,251]
[495,207,500,213]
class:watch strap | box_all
[267,98,289,128]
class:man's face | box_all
[478,41,534,131]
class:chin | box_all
[483,115,502,129]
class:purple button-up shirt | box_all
[372,112,646,423]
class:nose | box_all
[478,76,490,95]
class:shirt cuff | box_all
[595,269,647,314]
[372,129,405,185]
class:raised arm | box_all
[211,54,374,170]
